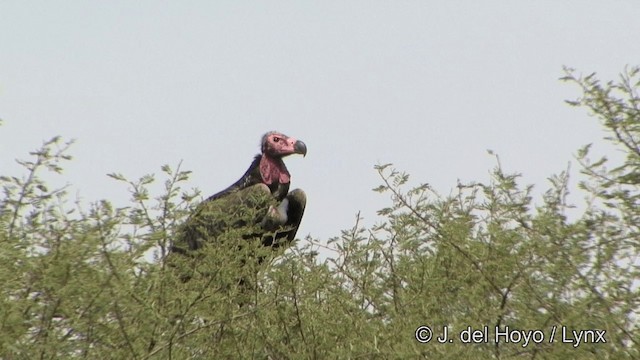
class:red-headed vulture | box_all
[170,131,307,281]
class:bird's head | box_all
[261,131,307,158]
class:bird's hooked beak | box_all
[294,140,307,157]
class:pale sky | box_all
[2,2,639,242]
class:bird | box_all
[169,131,307,284]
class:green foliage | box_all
[1,67,640,359]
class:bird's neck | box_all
[259,154,290,185]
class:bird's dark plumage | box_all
[169,131,307,283]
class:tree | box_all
[1,67,638,359]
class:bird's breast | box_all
[269,181,290,201]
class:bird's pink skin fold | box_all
[259,155,290,185]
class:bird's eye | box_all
[273,137,280,143]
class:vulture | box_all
[170,131,307,283]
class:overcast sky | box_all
[2,2,639,242]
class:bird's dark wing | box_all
[204,155,263,202]
[172,183,277,254]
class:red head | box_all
[261,131,307,158]
[259,131,307,185]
